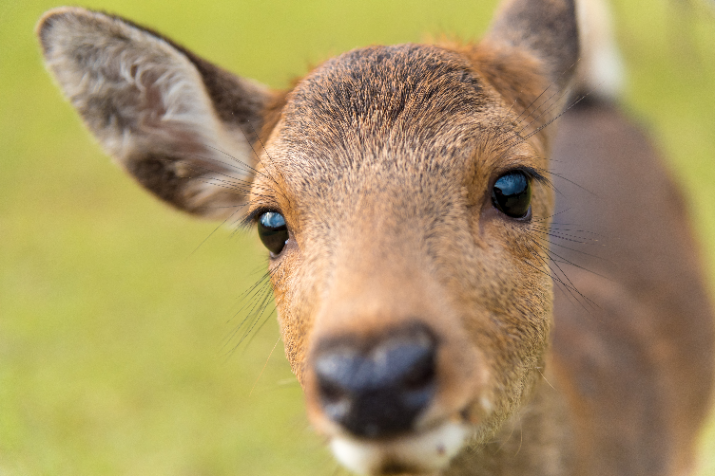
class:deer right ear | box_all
[37,7,277,220]
[484,0,579,91]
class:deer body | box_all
[549,99,715,475]
[37,1,714,475]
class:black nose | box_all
[313,323,437,439]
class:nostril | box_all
[315,352,359,423]
[319,379,345,403]
[312,323,438,438]
[319,380,352,424]
[401,348,435,391]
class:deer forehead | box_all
[251,44,545,227]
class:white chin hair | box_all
[330,422,471,475]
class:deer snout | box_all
[312,323,437,439]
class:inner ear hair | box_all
[37,7,276,220]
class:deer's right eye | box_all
[258,211,289,256]
[491,171,531,219]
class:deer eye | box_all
[258,211,289,256]
[491,171,531,219]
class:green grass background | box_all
[1,0,714,474]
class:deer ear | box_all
[37,7,276,220]
[484,0,579,91]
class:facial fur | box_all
[248,43,558,467]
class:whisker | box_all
[248,335,282,398]
[187,209,241,258]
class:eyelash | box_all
[496,165,547,185]
[241,206,279,229]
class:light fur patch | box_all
[330,422,471,475]
[575,0,625,99]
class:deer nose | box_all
[313,323,437,439]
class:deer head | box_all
[37,0,579,473]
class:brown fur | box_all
[37,1,714,475]
[550,98,715,475]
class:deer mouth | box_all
[329,420,472,475]
[308,321,489,474]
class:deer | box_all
[36,0,714,474]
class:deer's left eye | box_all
[258,211,288,256]
[491,171,531,219]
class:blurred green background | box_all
[1,0,714,474]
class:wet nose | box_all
[313,323,437,438]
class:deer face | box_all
[37,1,577,473]
[248,44,557,474]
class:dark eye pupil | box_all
[492,171,531,218]
[257,211,288,255]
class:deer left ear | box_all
[37,7,277,220]
[483,0,580,91]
